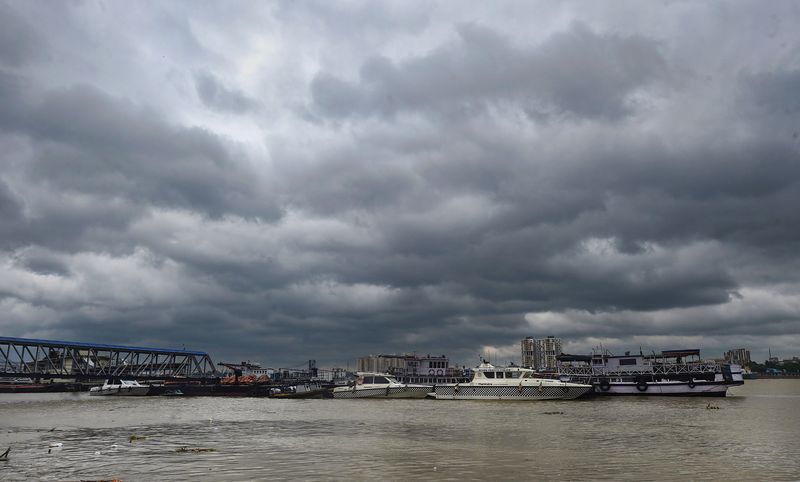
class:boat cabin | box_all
[354,372,400,385]
[471,362,536,380]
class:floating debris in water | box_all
[128,435,147,443]
[0,447,9,459]
[542,411,565,415]
[706,403,720,410]
[48,442,63,448]
[175,446,216,453]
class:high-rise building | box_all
[724,348,751,366]
[521,337,536,368]
[521,336,562,370]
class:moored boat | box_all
[556,349,744,397]
[89,377,150,396]
[0,377,48,393]
[269,381,330,399]
[332,372,430,399]
[430,362,593,400]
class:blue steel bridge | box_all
[0,336,219,381]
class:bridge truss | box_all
[0,336,219,381]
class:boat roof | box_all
[660,349,701,357]
[474,362,533,371]
[561,349,703,361]
[557,354,592,363]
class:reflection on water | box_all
[1,380,798,480]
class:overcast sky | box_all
[1,1,799,368]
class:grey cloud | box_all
[2,2,800,365]
[11,247,71,277]
[0,2,44,67]
[0,178,22,221]
[275,0,430,44]
[0,75,279,223]
[748,70,800,114]
[311,22,668,120]
[195,71,259,113]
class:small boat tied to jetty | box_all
[556,349,744,397]
[89,377,150,396]
[430,361,593,400]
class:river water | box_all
[0,379,798,481]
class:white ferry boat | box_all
[89,377,150,396]
[556,349,744,397]
[332,372,431,399]
[430,362,593,400]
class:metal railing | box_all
[558,361,721,377]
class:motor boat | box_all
[430,362,593,400]
[89,377,150,396]
[332,372,430,399]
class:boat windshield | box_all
[365,376,391,384]
[482,370,523,379]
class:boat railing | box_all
[558,362,721,376]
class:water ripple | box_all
[0,381,798,480]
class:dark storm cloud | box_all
[195,70,260,113]
[1,1,799,365]
[0,2,44,67]
[0,70,280,226]
[748,70,800,115]
[311,22,667,120]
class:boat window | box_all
[495,372,505,379]
[372,376,390,384]
[508,372,521,379]
[484,372,495,378]
[619,358,637,366]
[362,376,373,384]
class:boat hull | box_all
[593,380,731,397]
[432,384,592,400]
[332,385,430,399]
[89,386,150,396]
[270,388,330,399]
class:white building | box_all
[357,354,407,374]
[521,336,562,371]
[356,353,452,377]
[723,348,751,366]
[403,354,449,377]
